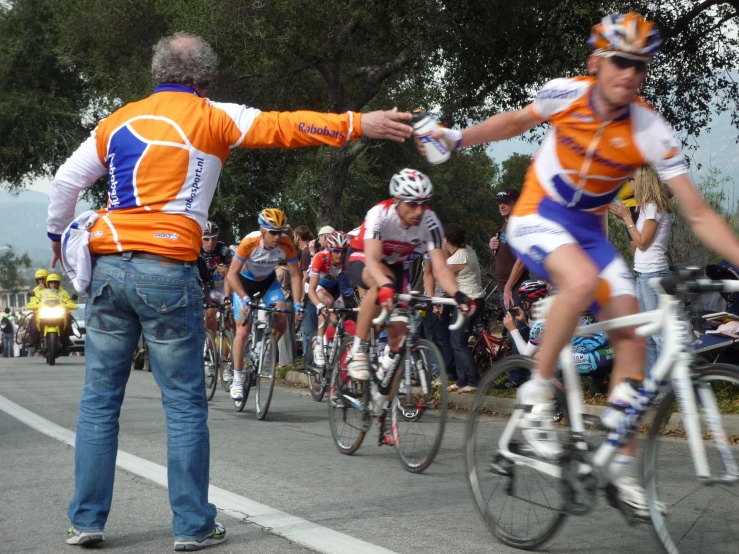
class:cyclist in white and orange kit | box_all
[422,12,739,518]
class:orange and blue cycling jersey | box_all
[47,84,363,261]
[507,76,688,309]
[235,231,298,282]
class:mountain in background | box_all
[0,189,91,263]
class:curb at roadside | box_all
[281,370,739,436]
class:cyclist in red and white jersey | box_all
[346,169,473,380]
[308,230,353,368]
[422,12,739,517]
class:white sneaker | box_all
[230,380,244,401]
[613,476,665,520]
[313,343,325,367]
[66,527,104,546]
[348,352,370,381]
[517,378,562,459]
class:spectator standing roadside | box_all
[489,188,530,386]
[275,260,296,367]
[1,308,14,358]
[46,33,413,549]
[439,225,485,393]
[423,251,455,381]
[317,226,334,250]
[609,165,672,375]
[294,225,316,361]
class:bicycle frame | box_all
[497,278,739,485]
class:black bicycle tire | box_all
[204,330,218,401]
[644,363,739,554]
[46,332,57,366]
[328,337,367,455]
[255,331,277,420]
[390,338,448,474]
[307,336,326,402]
[220,331,235,392]
[465,356,568,549]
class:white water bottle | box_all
[412,109,451,165]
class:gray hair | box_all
[151,32,218,89]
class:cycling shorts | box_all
[508,197,634,312]
[347,248,408,293]
[232,272,285,321]
[317,274,353,300]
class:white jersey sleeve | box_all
[362,203,387,241]
[421,210,444,252]
[529,78,590,121]
[631,103,688,182]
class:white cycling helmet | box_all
[326,230,350,250]
[389,169,433,202]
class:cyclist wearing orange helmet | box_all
[420,12,739,519]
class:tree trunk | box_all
[316,138,368,227]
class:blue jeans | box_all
[68,253,216,541]
[636,269,671,377]
[2,332,13,357]
[301,299,318,356]
[451,297,484,388]
[423,309,454,379]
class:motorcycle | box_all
[27,289,77,365]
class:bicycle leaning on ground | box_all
[232,293,293,420]
[328,292,463,473]
[465,267,739,553]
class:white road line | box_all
[0,393,400,554]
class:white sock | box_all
[315,336,323,347]
[609,454,635,481]
[352,336,363,355]
[233,370,243,384]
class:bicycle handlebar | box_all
[372,295,466,331]
[239,303,294,326]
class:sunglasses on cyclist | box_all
[267,229,283,236]
[330,248,347,253]
[202,236,217,242]
[404,200,430,208]
[609,55,647,74]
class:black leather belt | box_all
[104,252,197,266]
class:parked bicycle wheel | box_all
[390,339,448,473]
[204,330,218,401]
[644,363,739,554]
[328,337,368,455]
[307,336,327,402]
[219,330,234,392]
[465,356,568,549]
[255,332,277,420]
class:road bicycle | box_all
[328,293,463,473]
[305,307,359,402]
[469,323,511,377]
[465,267,739,553]
[205,302,235,400]
[233,293,293,420]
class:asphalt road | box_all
[0,357,737,554]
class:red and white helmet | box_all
[518,280,549,301]
[326,230,350,250]
[389,169,433,202]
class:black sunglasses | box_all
[267,229,283,236]
[405,200,430,208]
[202,236,217,242]
[330,248,347,253]
[610,55,647,73]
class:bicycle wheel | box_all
[328,337,368,455]
[307,337,326,402]
[466,356,568,549]
[255,331,277,420]
[219,331,234,392]
[204,330,218,401]
[390,339,448,473]
[644,363,739,554]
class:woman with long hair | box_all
[609,164,672,375]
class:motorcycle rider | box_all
[26,269,49,353]
[45,273,76,351]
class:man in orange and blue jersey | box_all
[47,32,413,550]
[422,12,739,519]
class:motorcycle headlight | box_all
[40,306,65,319]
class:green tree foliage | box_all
[0,246,32,290]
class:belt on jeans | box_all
[102,251,197,267]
